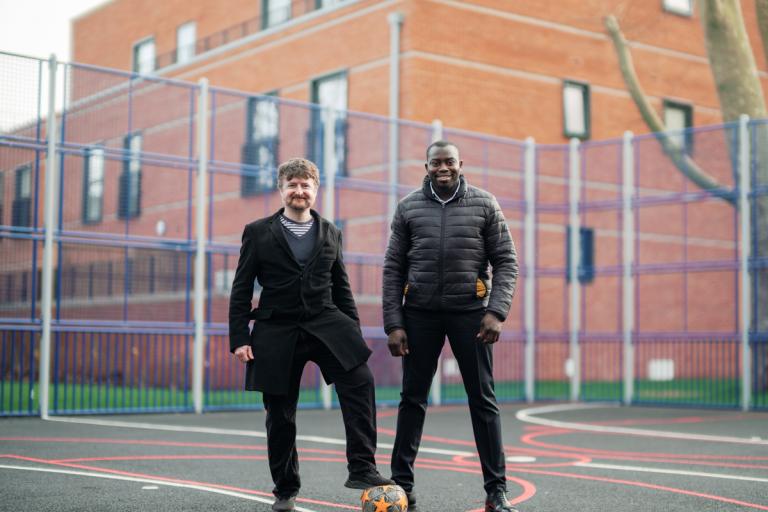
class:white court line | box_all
[0,464,320,512]
[516,403,768,446]
[575,462,768,484]
[44,416,475,457]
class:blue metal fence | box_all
[0,51,766,416]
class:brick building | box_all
[70,0,768,142]
[0,0,761,410]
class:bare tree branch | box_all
[604,14,734,204]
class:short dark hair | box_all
[426,140,460,160]
[277,158,320,188]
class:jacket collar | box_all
[268,208,328,267]
[421,174,467,204]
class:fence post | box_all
[568,138,581,402]
[193,78,209,414]
[524,136,536,402]
[321,105,336,410]
[428,119,443,407]
[738,114,752,411]
[622,131,635,405]
[387,11,404,226]
[39,54,58,419]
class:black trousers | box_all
[391,308,507,494]
[262,330,378,499]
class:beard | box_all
[287,196,310,210]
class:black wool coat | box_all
[228,208,371,394]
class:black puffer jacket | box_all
[383,175,518,334]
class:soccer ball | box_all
[361,484,408,512]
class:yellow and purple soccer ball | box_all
[360,484,408,512]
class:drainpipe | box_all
[387,11,404,226]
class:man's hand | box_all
[476,312,502,344]
[234,345,254,363]
[387,328,409,357]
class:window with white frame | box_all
[309,72,348,177]
[663,100,693,154]
[119,133,142,219]
[176,22,196,64]
[83,147,105,224]
[132,37,156,74]
[263,0,291,28]
[663,0,693,16]
[242,94,280,195]
[12,164,32,227]
[563,80,590,140]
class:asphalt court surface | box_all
[1,403,767,511]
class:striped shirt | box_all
[280,214,314,238]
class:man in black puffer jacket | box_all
[383,140,519,512]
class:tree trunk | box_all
[700,0,767,390]
[606,1,768,392]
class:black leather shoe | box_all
[485,490,519,512]
[405,490,418,511]
[344,470,394,489]
[272,495,295,511]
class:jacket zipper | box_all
[438,201,446,307]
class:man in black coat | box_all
[229,158,392,512]
[383,141,520,512]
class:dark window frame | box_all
[12,164,32,228]
[241,93,280,196]
[83,145,105,224]
[118,132,142,220]
[261,0,292,29]
[132,37,156,74]
[562,80,591,140]
[308,71,349,178]
[0,172,4,226]
[663,99,694,155]
[566,226,595,284]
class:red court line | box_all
[412,461,537,508]
[520,430,768,462]
[512,466,768,511]
[378,426,595,464]
[0,437,269,450]
[53,446,350,463]
[450,453,593,469]
[1,454,357,510]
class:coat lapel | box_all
[268,209,301,267]
[305,209,329,266]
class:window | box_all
[118,133,142,219]
[663,100,693,154]
[83,147,105,224]
[12,164,32,227]
[263,0,291,28]
[316,0,345,7]
[566,227,594,284]
[132,37,156,74]
[563,80,590,140]
[663,0,693,16]
[242,94,280,195]
[176,22,197,64]
[308,72,348,178]
[0,173,4,225]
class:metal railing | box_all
[0,51,765,417]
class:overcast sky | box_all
[0,0,108,61]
